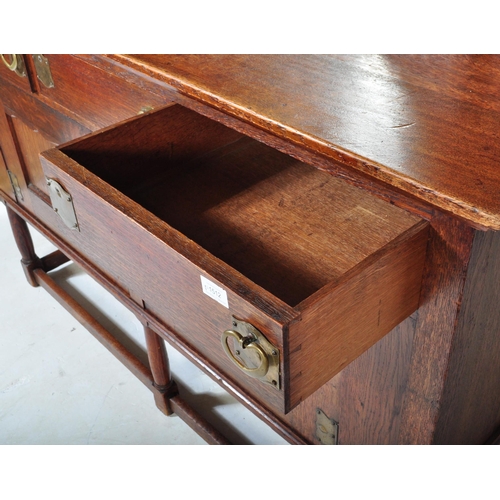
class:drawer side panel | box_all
[288,220,429,411]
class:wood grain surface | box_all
[5,54,500,443]
[108,54,500,230]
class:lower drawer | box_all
[39,104,429,413]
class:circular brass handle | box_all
[221,329,269,379]
[1,54,18,71]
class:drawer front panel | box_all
[35,55,174,130]
[39,153,294,414]
[0,54,32,93]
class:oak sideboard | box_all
[2,54,500,444]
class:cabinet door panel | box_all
[0,146,14,200]
[0,100,31,208]
[0,82,91,209]
[1,80,90,145]
[9,116,55,198]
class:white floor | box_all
[0,204,288,445]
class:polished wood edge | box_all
[106,54,500,231]
[287,221,430,411]
[2,198,309,445]
[102,66,489,234]
[166,91,449,230]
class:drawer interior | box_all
[62,104,422,308]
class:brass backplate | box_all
[316,408,339,445]
[33,54,54,88]
[46,178,79,231]
[229,317,281,390]
[14,55,26,78]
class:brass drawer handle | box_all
[1,54,18,70]
[221,317,280,389]
[222,329,270,379]
[1,54,26,77]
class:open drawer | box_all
[39,104,429,413]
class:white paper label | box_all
[200,276,229,308]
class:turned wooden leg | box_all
[144,324,178,415]
[6,206,42,287]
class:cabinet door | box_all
[0,100,30,206]
[0,87,90,211]
[0,142,15,201]
[8,115,57,200]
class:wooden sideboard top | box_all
[107,54,500,230]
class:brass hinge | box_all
[7,170,23,202]
[316,408,339,445]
